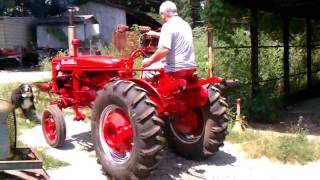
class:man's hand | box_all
[142,58,152,68]
[146,31,160,38]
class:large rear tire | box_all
[167,85,228,160]
[92,80,165,179]
[41,105,66,148]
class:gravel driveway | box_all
[0,70,51,83]
[18,116,320,180]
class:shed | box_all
[0,16,34,49]
[36,15,99,49]
[71,1,161,44]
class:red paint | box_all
[102,109,133,154]
[43,115,57,144]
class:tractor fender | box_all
[127,78,164,113]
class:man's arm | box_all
[146,30,160,38]
[142,47,169,68]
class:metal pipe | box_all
[68,6,79,56]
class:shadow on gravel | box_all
[59,139,76,150]
[153,149,236,180]
[61,130,237,180]
[70,131,94,152]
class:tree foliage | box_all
[0,0,31,16]
[25,0,74,17]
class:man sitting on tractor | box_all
[142,1,197,77]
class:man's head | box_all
[159,1,178,22]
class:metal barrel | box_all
[0,99,14,160]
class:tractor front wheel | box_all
[41,105,66,148]
[167,85,228,160]
[92,80,165,179]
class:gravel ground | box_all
[0,70,51,83]
[18,116,320,180]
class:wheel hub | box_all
[44,115,57,143]
[102,109,133,154]
[172,109,203,136]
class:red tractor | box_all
[41,37,229,179]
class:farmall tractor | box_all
[40,32,229,179]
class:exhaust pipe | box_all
[68,6,79,56]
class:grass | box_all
[15,141,69,169]
[36,148,70,169]
[0,82,20,100]
[227,128,320,164]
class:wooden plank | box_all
[283,16,290,97]
[306,19,312,91]
[0,148,42,171]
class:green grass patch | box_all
[227,129,260,144]
[15,141,69,169]
[0,82,20,101]
[227,129,320,164]
[36,148,69,169]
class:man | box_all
[142,1,197,75]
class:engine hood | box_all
[75,55,123,67]
[53,55,123,69]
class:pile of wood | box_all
[112,24,153,58]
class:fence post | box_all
[306,19,313,92]
[208,27,214,77]
[283,16,290,98]
[249,8,259,117]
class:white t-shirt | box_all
[158,16,197,72]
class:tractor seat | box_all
[167,68,196,79]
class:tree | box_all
[24,0,74,17]
[0,0,31,16]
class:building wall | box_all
[76,2,126,44]
[0,17,34,49]
[37,23,99,49]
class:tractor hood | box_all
[53,55,123,70]
[75,55,123,68]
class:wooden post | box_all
[206,0,214,77]
[306,19,312,92]
[250,9,259,97]
[208,27,214,77]
[283,16,290,97]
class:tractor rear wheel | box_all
[92,80,165,179]
[167,85,228,160]
[41,105,66,148]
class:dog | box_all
[11,83,40,123]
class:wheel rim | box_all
[99,105,133,164]
[170,108,204,143]
[43,113,57,144]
